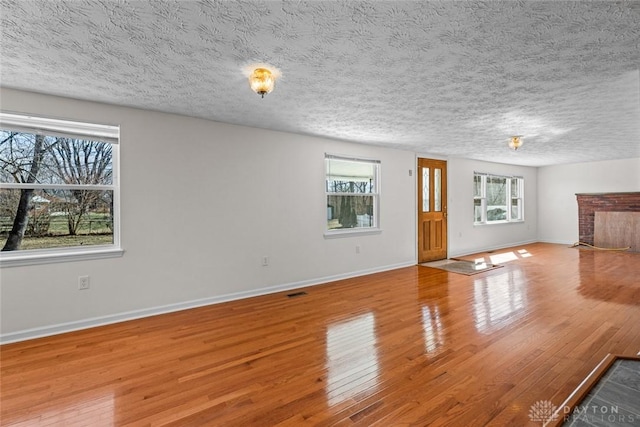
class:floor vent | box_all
[287,291,307,298]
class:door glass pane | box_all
[422,167,429,212]
[434,168,441,212]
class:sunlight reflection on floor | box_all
[325,312,379,406]
[474,248,532,265]
[473,269,527,334]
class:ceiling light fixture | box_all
[249,67,275,98]
[508,136,523,150]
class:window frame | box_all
[324,154,381,238]
[0,112,123,267]
[473,172,524,225]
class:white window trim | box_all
[324,228,383,239]
[324,154,381,237]
[0,246,124,267]
[0,112,122,267]
[473,172,524,225]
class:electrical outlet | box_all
[78,275,90,290]
[262,256,269,266]
[355,245,361,254]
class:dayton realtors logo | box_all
[528,400,558,424]
[529,401,637,425]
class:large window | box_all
[0,112,121,265]
[474,172,523,224]
[325,154,379,234]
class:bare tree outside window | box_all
[473,172,524,224]
[0,132,49,251]
[486,176,507,221]
[1,131,115,251]
[325,156,379,232]
[48,138,113,236]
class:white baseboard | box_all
[0,260,415,344]
[537,238,576,246]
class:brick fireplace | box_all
[575,192,640,246]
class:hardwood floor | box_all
[1,243,639,426]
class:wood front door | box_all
[417,158,447,263]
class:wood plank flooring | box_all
[1,243,639,426]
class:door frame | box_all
[416,157,448,263]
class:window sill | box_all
[324,228,382,239]
[474,220,525,226]
[0,246,124,268]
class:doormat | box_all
[420,259,503,275]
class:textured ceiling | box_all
[1,1,639,167]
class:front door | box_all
[417,158,447,263]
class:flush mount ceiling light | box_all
[249,67,276,98]
[508,135,523,150]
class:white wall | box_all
[0,89,553,342]
[538,158,640,244]
[0,88,417,341]
[445,157,538,257]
